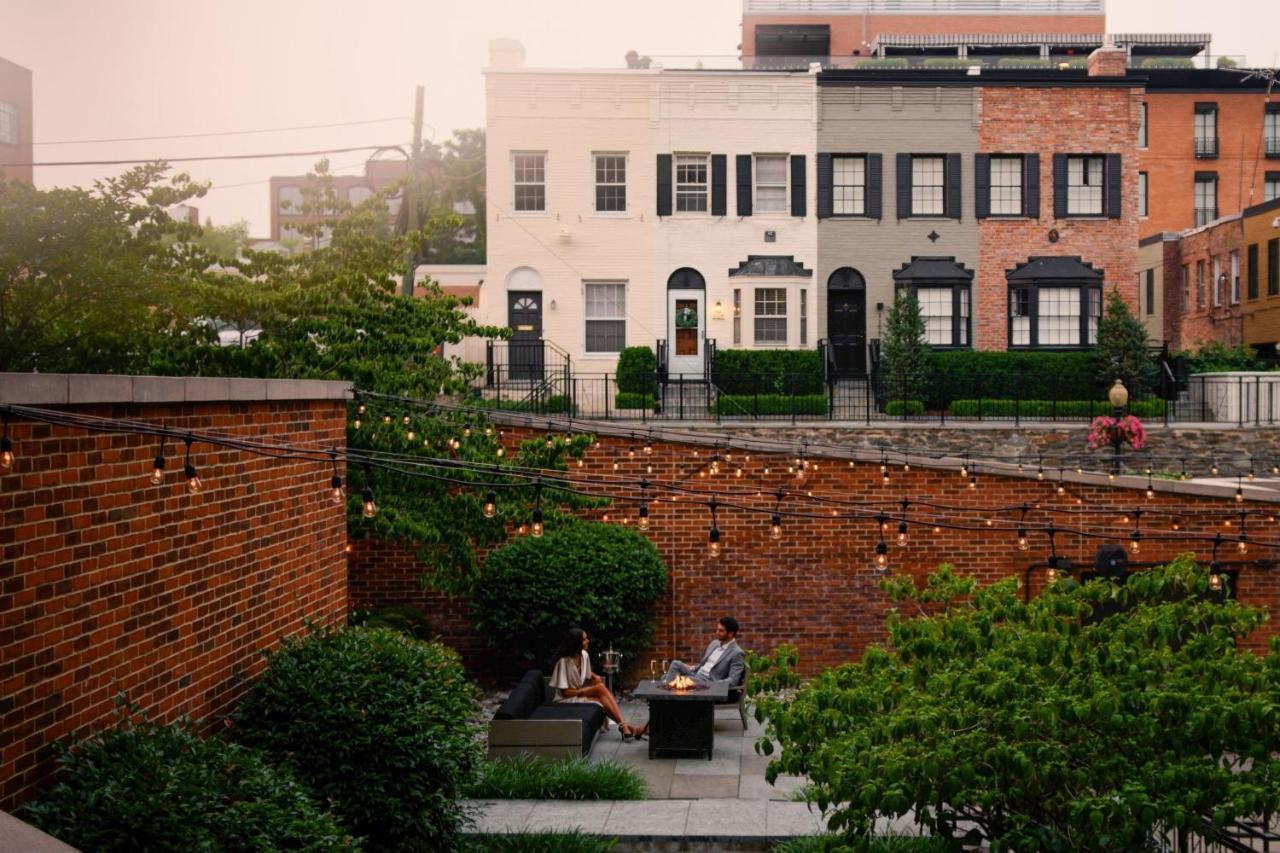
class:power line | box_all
[15,144,402,168]
[33,116,413,146]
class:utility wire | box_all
[13,144,402,168]
[33,116,413,146]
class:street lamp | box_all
[1107,378,1129,475]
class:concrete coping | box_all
[0,373,353,406]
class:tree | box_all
[757,558,1280,850]
[877,290,930,405]
[0,165,209,372]
[402,129,487,264]
[195,218,251,261]
[1095,288,1158,399]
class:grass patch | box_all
[466,830,617,852]
[466,755,647,801]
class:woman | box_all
[549,628,646,739]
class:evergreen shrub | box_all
[713,349,824,394]
[715,393,828,417]
[616,346,657,394]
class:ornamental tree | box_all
[757,558,1280,851]
[1095,288,1158,400]
[877,290,930,406]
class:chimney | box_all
[1087,41,1128,77]
[488,39,526,69]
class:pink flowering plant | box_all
[1088,414,1147,451]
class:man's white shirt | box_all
[696,642,727,678]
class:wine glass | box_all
[649,659,659,681]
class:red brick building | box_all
[0,56,33,185]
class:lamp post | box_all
[1108,378,1129,475]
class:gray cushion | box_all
[530,703,605,754]
[494,669,544,720]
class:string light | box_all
[1129,508,1143,554]
[1179,458,1188,481]
[483,490,497,519]
[706,498,722,558]
[1235,476,1244,503]
[1,411,12,470]
[182,434,203,494]
[531,478,544,537]
[1145,470,1155,500]
[897,499,910,547]
[637,480,650,531]
[353,416,362,430]
[874,511,889,569]
[149,437,167,485]
[361,463,377,518]
[1237,510,1248,553]
[1209,533,1224,590]
[960,455,969,479]
[356,399,366,416]
[382,414,391,425]
[406,426,415,442]
[1036,457,1045,480]
[1211,460,1220,476]
[329,449,345,504]
[463,423,472,438]
[644,432,653,455]
[1056,468,1066,496]
[770,490,784,540]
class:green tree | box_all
[877,290,930,405]
[403,129,486,264]
[1095,288,1158,399]
[195,218,251,261]
[0,164,209,372]
[757,558,1280,850]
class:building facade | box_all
[268,157,408,244]
[1241,198,1280,356]
[0,56,33,184]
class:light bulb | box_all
[330,474,345,504]
[960,465,968,478]
[874,540,888,570]
[735,468,743,478]
[903,463,910,472]
[770,514,783,540]
[353,418,362,430]
[1146,487,1155,500]
[882,473,890,485]
[185,463,202,494]
[517,523,528,536]
[1235,488,1244,503]
[629,446,636,459]
[464,423,472,437]
[1017,530,1029,551]
[1037,466,1044,480]
[1129,536,1140,553]
[763,467,771,475]
[1211,464,1220,476]
[578,458,585,468]
[406,429,415,442]
[1209,572,1223,591]
[362,486,376,519]
[531,508,544,538]
[969,476,977,490]
[483,491,496,519]
[1046,567,1058,584]
[613,461,620,471]
[1237,538,1248,554]
[1056,484,1066,496]
[484,426,493,437]
[357,402,366,415]
[644,442,653,455]
[383,415,392,425]
[933,525,942,534]
[150,455,166,485]
[402,413,411,426]
[708,527,721,558]
[546,435,555,449]
[638,505,649,530]
[1,437,13,469]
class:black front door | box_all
[828,284,866,374]
[508,291,544,381]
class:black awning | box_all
[891,256,974,284]
[755,25,831,58]
[1006,255,1103,282]
[728,255,813,278]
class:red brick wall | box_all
[353,426,1280,685]
[977,85,1141,349]
[1175,217,1245,350]
[0,400,348,809]
[0,57,33,184]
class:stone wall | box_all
[0,374,350,809]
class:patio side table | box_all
[633,679,729,760]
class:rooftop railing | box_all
[744,0,1104,14]
[732,53,1245,71]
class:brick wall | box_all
[352,424,1280,685]
[1176,217,1245,350]
[976,85,1141,349]
[0,376,349,809]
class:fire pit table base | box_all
[633,679,729,760]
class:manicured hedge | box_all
[923,57,979,67]
[884,400,925,417]
[997,57,1052,68]
[919,351,1105,408]
[616,346,657,394]
[715,393,827,417]
[478,395,575,415]
[947,398,1165,419]
[855,57,909,68]
[713,350,824,394]
[613,392,656,411]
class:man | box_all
[662,616,745,687]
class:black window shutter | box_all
[896,153,911,219]
[1052,154,1068,219]
[656,154,672,217]
[866,154,883,220]
[945,153,962,219]
[816,153,833,218]
[1248,243,1258,300]
[1270,238,1279,296]
[790,155,807,217]
[1024,153,1040,218]
[974,154,990,219]
[711,154,727,216]
[736,154,752,216]
[1106,153,1123,219]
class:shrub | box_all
[1180,340,1258,373]
[922,57,980,68]
[713,349,824,394]
[996,57,1051,68]
[1095,289,1158,398]
[25,715,353,852]
[466,755,647,800]
[878,291,929,403]
[477,395,575,415]
[947,398,1164,419]
[1217,56,1240,68]
[465,832,617,853]
[613,391,656,411]
[855,57,909,68]
[883,400,924,417]
[1142,56,1195,68]
[616,346,657,394]
[773,837,949,853]
[715,393,828,417]
[471,522,668,669]
[233,627,482,851]
[923,350,1103,408]
[349,603,432,640]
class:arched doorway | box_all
[667,267,706,376]
[827,267,866,373]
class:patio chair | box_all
[717,661,750,730]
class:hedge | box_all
[477,395,575,415]
[914,351,1106,408]
[948,398,1165,419]
[616,346,657,394]
[613,392,656,411]
[884,400,925,417]
[714,393,828,417]
[996,57,1052,68]
[855,57,909,68]
[922,57,981,67]
[713,350,824,394]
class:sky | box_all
[3,0,1276,237]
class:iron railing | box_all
[1195,137,1220,158]
[743,0,1104,15]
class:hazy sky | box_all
[3,0,1275,236]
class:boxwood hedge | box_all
[712,350,824,395]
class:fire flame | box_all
[669,674,696,690]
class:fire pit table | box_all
[633,678,729,760]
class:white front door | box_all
[668,289,705,377]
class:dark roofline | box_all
[1243,196,1280,219]
[1138,231,1181,247]
[1142,68,1279,91]
[817,68,1142,88]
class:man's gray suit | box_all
[662,639,745,686]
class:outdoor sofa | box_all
[486,669,606,759]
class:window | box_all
[594,153,627,213]
[832,155,866,215]
[1267,108,1280,158]
[1270,239,1280,297]
[1265,172,1280,203]
[1182,265,1190,310]
[1196,260,1206,309]
[0,102,14,145]
[754,155,788,213]
[754,288,787,345]
[513,152,546,212]
[1066,156,1104,215]
[1040,287,1084,346]
[675,154,708,213]
[1010,288,1032,347]
[911,156,945,216]
[1248,244,1259,300]
[277,185,304,214]
[1138,102,1148,148]
[1194,104,1218,157]
[584,282,626,352]
[912,286,970,347]
[1146,269,1155,316]
[990,156,1024,216]
[1230,251,1240,305]
[1212,256,1222,307]
[800,289,808,346]
[733,288,741,345]
[1138,172,1148,217]
[1008,282,1101,349]
[1194,173,1217,227]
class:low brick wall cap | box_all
[0,372,353,405]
